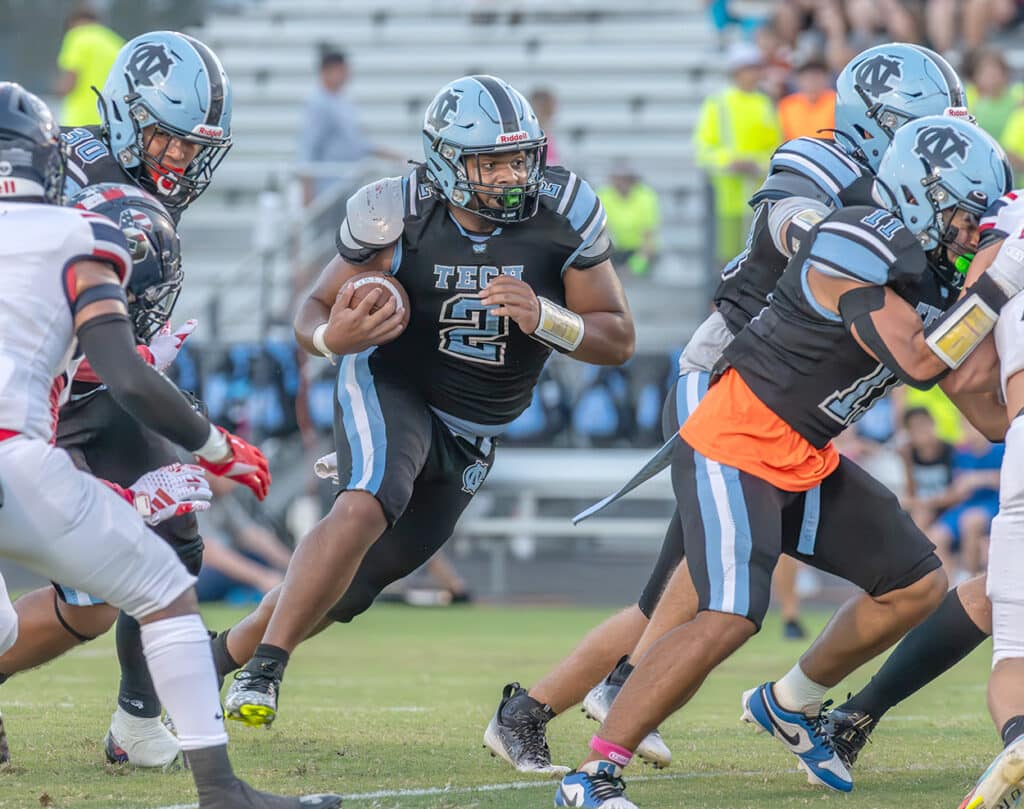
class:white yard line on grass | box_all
[147,762,974,809]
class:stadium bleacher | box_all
[177,0,720,349]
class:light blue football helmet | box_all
[421,75,547,223]
[877,114,1012,284]
[835,43,968,171]
[99,31,232,209]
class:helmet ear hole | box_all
[900,185,919,206]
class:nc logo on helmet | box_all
[427,90,460,133]
[127,43,177,89]
[914,126,971,170]
[855,54,903,99]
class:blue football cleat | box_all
[555,760,638,808]
[740,682,853,792]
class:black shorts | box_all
[327,357,495,622]
[637,373,709,617]
[673,434,940,630]
[52,389,204,605]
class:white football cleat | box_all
[104,706,180,769]
[582,678,672,769]
[960,735,1024,809]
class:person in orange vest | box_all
[777,55,836,142]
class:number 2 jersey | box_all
[723,205,957,449]
[0,201,131,442]
[335,165,612,431]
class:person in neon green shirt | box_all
[599,167,661,276]
[694,40,781,269]
[55,8,124,127]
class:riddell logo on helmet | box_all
[496,131,529,145]
[191,124,224,138]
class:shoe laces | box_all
[586,770,627,801]
[509,712,552,762]
[809,700,838,746]
[826,705,875,767]
[234,662,280,695]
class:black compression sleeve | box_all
[838,286,949,390]
[75,312,211,452]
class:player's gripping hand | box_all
[195,426,272,501]
[129,463,213,526]
[479,275,540,334]
[140,319,198,372]
[323,284,406,354]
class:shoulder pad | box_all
[339,176,406,250]
[540,168,613,269]
[765,137,870,207]
[751,169,835,208]
[808,206,926,286]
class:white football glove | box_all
[129,463,213,526]
[144,319,198,372]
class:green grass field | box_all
[0,603,998,809]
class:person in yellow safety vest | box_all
[599,166,661,277]
[694,41,781,270]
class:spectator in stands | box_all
[195,476,294,603]
[898,385,965,445]
[929,422,1004,583]
[530,88,563,166]
[297,49,401,204]
[54,5,123,127]
[927,0,1024,55]
[777,54,835,141]
[965,48,1024,143]
[694,41,781,270]
[900,407,956,537]
[599,165,661,277]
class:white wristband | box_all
[194,423,229,462]
[312,323,336,362]
[530,297,585,353]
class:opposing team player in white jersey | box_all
[952,193,1024,809]
[0,83,341,808]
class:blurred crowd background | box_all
[2,0,1018,607]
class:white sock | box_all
[772,663,828,716]
[140,614,229,751]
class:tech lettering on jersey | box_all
[433,264,524,290]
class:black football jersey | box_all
[336,165,613,428]
[714,137,877,335]
[725,205,957,448]
[60,125,181,223]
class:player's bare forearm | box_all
[945,389,1009,442]
[564,260,635,366]
[570,311,636,365]
[940,334,1001,395]
[294,250,394,355]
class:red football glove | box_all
[195,427,271,500]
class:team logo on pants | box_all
[461,460,489,494]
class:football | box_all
[337,271,411,342]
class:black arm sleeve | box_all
[838,286,949,390]
[76,312,211,452]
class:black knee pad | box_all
[154,512,204,575]
[325,578,381,624]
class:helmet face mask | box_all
[422,75,547,224]
[100,31,232,211]
[69,182,183,342]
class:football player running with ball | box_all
[215,75,634,727]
